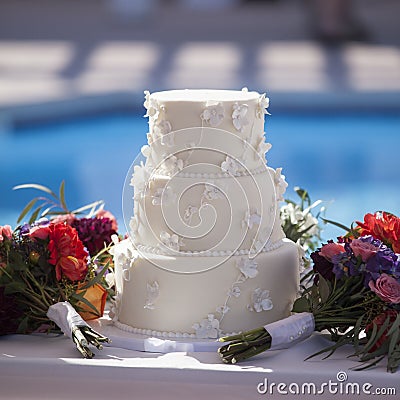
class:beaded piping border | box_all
[173,165,267,179]
[134,238,284,257]
[113,319,237,340]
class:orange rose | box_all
[76,283,107,320]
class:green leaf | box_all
[352,355,386,371]
[321,218,352,233]
[28,206,43,225]
[294,187,310,204]
[4,281,27,294]
[13,183,57,198]
[59,180,68,211]
[17,198,38,224]
[10,261,28,272]
[292,296,310,313]
[388,327,399,359]
[79,263,109,290]
[71,292,100,317]
[318,275,331,303]
[17,316,30,334]
[71,200,104,216]
[303,199,323,214]
[41,205,57,217]
[363,317,390,354]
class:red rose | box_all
[357,212,400,253]
[47,223,88,281]
[365,309,398,352]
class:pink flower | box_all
[350,238,378,262]
[96,209,118,232]
[29,225,51,240]
[369,274,400,304]
[320,242,346,262]
[51,213,76,225]
[0,225,12,242]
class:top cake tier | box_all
[143,89,271,175]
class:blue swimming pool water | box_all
[1,112,399,240]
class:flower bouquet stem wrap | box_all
[47,302,110,358]
[218,313,314,364]
[219,274,376,364]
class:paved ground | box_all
[0,0,399,120]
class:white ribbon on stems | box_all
[265,312,315,350]
[47,301,111,358]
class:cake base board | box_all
[88,316,222,353]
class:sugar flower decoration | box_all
[129,216,139,235]
[117,246,137,282]
[152,185,176,206]
[274,167,288,201]
[109,292,122,322]
[256,93,271,119]
[227,286,241,298]
[221,156,241,176]
[237,257,258,280]
[248,288,273,312]
[141,144,154,167]
[255,136,272,159]
[216,305,230,316]
[232,102,249,132]
[130,162,151,197]
[154,120,174,147]
[183,205,199,224]
[159,231,183,252]
[200,102,225,127]
[192,314,220,339]
[161,155,184,175]
[141,144,151,158]
[203,183,224,201]
[144,281,160,310]
[143,90,160,121]
[242,209,261,229]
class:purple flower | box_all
[71,217,116,256]
[365,247,399,284]
[311,250,335,281]
[330,241,360,280]
[20,223,30,235]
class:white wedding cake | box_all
[112,89,300,339]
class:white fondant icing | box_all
[115,89,299,339]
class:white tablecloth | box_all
[0,332,398,400]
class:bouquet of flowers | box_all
[0,182,120,358]
[218,211,400,373]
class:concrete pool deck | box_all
[0,0,399,125]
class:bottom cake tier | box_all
[113,238,300,338]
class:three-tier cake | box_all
[112,89,300,339]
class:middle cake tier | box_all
[130,167,286,254]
